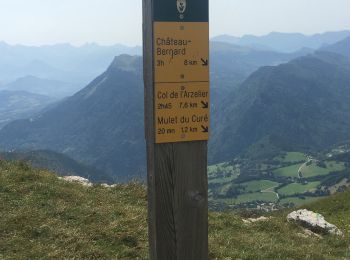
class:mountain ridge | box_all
[3,75,75,98]
[0,55,145,181]
[210,50,350,163]
[0,90,53,129]
[212,30,350,52]
[1,36,350,180]
[0,47,311,180]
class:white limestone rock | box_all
[287,209,343,236]
[59,176,93,187]
[100,183,117,188]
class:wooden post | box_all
[143,0,209,259]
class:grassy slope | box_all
[1,161,350,259]
[273,164,301,177]
[301,161,345,178]
[279,196,321,207]
[273,161,345,178]
[208,163,238,185]
[242,180,279,192]
[275,152,307,163]
[217,192,278,204]
[277,181,321,196]
[0,161,148,259]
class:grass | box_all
[208,162,239,184]
[300,161,345,178]
[279,196,323,207]
[209,197,350,259]
[215,182,234,196]
[209,175,237,185]
[208,162,235,175]
[218,192,278,204]
[273,161,346,178]
[241,180,279,192]
[273,164,301,178]
[210,188,350,259]
[1,160,350,259]
[0,160,148,259]
[277,181,321,196]
[275,152,307,163]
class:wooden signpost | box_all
[143,0,209,259]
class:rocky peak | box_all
[107,54,142,74]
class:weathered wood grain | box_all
[154,142,208,259]
[143,0,157,259]
[143,0,208,259]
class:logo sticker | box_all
[177,0,186,19]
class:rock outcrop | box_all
[287,209,343,236]
[59,176,118,188]
[59,176,93,187]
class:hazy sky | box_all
[0,0,350,46]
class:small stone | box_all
[243,216,270,224]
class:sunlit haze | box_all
[0,0,350,46]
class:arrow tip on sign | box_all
[201,58,208,66]
[201,101,209,109]
[201,125,209,133]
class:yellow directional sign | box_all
[154,22,209,83]
[155,82,209,143]
[154,22,210,143]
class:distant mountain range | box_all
[322,36,350,58]
[210,41,312,91]
[210,36,350,162]
[2,75,75,98]
[212,31,350,53]
[1,35,350,181]
[210,41,313,117]
[0,90,53,129]
[0,55,145,181]
[0,75,74,130]
[0,41,142,91]
[0,42,312,179]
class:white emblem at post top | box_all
[177,0,186,19]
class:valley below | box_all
[209,145,350,211]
